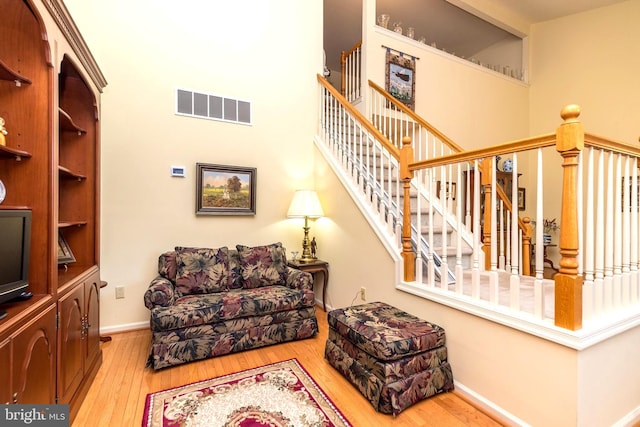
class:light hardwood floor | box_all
[73,309,504,426]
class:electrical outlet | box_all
[115,286,125,299]
[359,287,366,301]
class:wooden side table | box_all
[288,259,329,311]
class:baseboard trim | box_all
[100,321,149,335]
[453,381,531,427]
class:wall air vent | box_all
[176,88,252,125]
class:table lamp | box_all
[287,190,324,263]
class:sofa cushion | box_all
[149,285,316,331]
[174,246,230,295]
[227,250,243,289]
[236,243,287,289]
[158,251,177,281]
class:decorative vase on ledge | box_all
[377,14,390,29]
[543,233,552,245]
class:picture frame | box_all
[436,180,456,201]
[57,231,76,265]
[385,51,416,111]
[196,163,257,215]
[518,187,526,211]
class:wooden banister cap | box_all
[560,104,581,123]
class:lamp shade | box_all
[287,190,324,218]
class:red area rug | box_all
[142,359,351,427]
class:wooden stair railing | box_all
[370,79,533,275]
[341,41,362,102]
[325,67,640,330]
[479,159,533,275]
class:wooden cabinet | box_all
[0,338,10,404]
[58,268,101,409]
[11,304,57,404]
[0,0,106,420]
[0,304,57,405]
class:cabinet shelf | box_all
[59,108,86,135]
[58,221,88,228]
[58,165,86,181]
[0,145,32,161]
[0,59,32,86]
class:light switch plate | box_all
[171,166,186,177]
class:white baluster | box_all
[631,158,639,304]
[604,151,614,312]
[613,154,623,308]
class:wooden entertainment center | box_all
[0,0,106,421]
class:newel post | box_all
[522,217,533,276]
[555,104,584,330]
[480,158,493,270]
[400,136,415,281]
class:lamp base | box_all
[297,219,317,263]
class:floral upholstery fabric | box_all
[150,286,315,331]
[151,316,318,370]
[327,301,447,361]
[144,245,319,370]
[174,246,230,295]
[236,243,287,289]
[327,328,448,383]
[158,251,177,280]
[325,339,454,415]
[144,277,177,309]
[325,302,454,415]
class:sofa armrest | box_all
[285,267,313,291]
[144,276,178,309]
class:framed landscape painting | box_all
[196,163,256,215]
[385,51,416,111]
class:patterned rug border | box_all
[142,358,351,427]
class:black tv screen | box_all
[0,209,31,314]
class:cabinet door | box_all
[0,338,11,404]
[58,284,85,404]
[12,305,56,404]
[84,273,101,372]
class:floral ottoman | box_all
[324,302,454,415]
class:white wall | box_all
[529,0,640,142]
[65,0,323,329]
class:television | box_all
[0,209,31,320]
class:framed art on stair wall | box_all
[385,50,416,111]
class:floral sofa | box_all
[143,243,319,369]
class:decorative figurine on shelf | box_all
[0,117,7,146]
[310,237,317,259]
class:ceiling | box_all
[323,0,628,71]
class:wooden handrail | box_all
[369,80,465,154]
[317,74,400,159]
[409,133,557,171]
[341,41,362,97]
[341,41,362,62]
[584,132,640,156]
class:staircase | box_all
[323,92,472,284]
[317,73,560,322]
